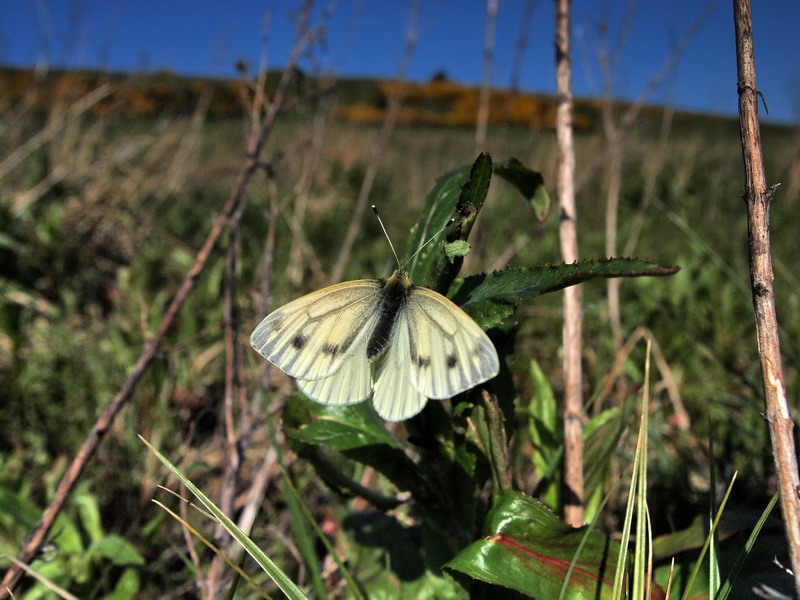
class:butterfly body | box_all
[251,267,499,421]
[367,270,411,360]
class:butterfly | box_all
[249,208,499,421]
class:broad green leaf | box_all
[285,396,426,495]
[103,568,140,600]
[447,491,656,599]
[90,535,145,566]
[526,360,560,509]
[288,408,402,451]
[450,260,681,327]
[424,153,492,293]
[493,158,550,223]
[406,164,471,282]
[74,487,104,544]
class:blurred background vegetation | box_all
[1,63,799,597]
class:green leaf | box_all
[74,486,104,544]
[447,490,631,599]
[103,568,140,600]
[286,398,403,451]
[285,397,427,495]
[444,240,470,262]
[493,158,550,223]
[90,535,145,566]
[425,153,493,293]
[526,361,560,509]
[450,259,681,327]
[406,164,471,282]
[406,153,493,294]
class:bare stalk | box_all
[575,3,713,194]
[0,131,261,599]
[329,0,420,284]
[597,2,636,354]
[475,0,498,153]
[508,0,536,94]
[732,0,800,594]
[0,3,311,593]
[554,0,585,526]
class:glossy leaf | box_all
[285,396,427,495]
[450,260,681,327]
[447,490,665,599]
[494,157,550,223]
[421,152,493,293]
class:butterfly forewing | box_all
[405,287,499,399]
[250,279,383,381]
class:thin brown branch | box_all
[575,3,713,194]
[475,0,498,153]
[0,3,312,593]
[0,139,260,598]
[329,0,420,284]
[555,0,585,527]
[592,326,689,430]
[508,0,536,94]
[205,222,244,598]
[733,0,800,594]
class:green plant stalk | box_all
[632,343,651,600]
[470,392,512,491]
[140,436,307,600]
[153,501,272,599]
[680,472,738,599]
[715,493,779,599]
[611,413,641,600]
[277,466,366,600]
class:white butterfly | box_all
[250,209,499,421]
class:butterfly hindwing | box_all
[372,314,428,421]
[296,345,372,406]
[405,286,499,400]
[250,279,382,382]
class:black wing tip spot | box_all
[446,355,458,369]
[291,334,307,350]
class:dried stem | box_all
[575,3,712,195]
[475,0,498,153]
[554,0,585,526]
[329,0,420,284]
[0,133,260,598]
[0,3,311,593]
[205,221,245,597]
[732,0,800,594]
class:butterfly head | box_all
[385,267,413,289]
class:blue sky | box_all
[2,1,798,123]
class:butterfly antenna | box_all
[404,216,456,267]
[372,205,402,269]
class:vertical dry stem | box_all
[554,0,585,526]
[475,0,498,153]
[0,3,311,595]
[733,0,800,594]
[330,0,420,284]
